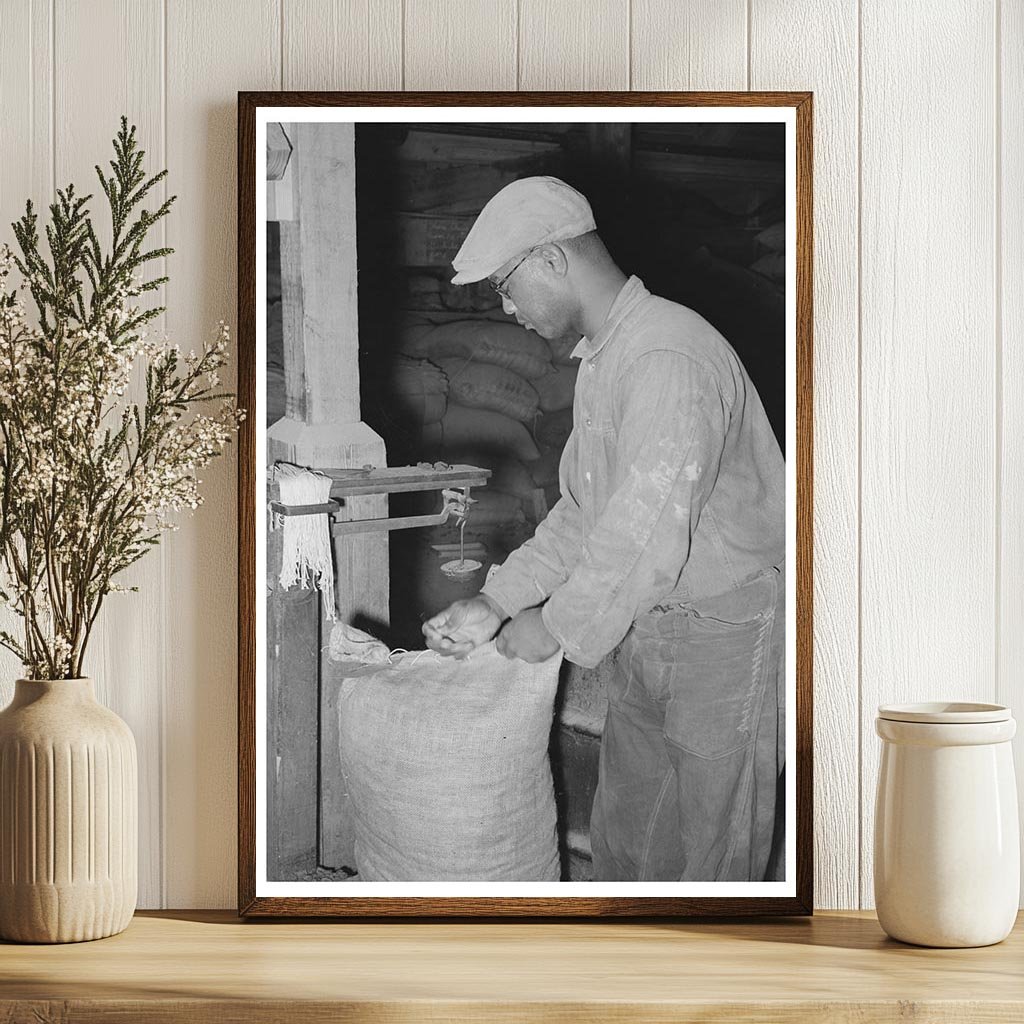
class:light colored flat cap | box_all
[451,176,596,285]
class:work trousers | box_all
[590,562,785,882]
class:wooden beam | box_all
[586,123,632,179]
[267,122,292,181]
[267,123,390,877]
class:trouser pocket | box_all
[592,567,785,880]
[635,569,778,759]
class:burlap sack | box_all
[402,319,552,380]
[336,642,562,882]
[423,403,541,462]
[435,357,539,423]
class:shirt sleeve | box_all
[541,350,729,668]
[481,474,583,619]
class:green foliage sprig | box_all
[0,117,243,679]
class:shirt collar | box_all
[570,275,650,361]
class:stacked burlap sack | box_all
[749,221,785,282]
[393,317,582,539]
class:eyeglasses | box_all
[489,248,534,297]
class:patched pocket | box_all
[638,612,772,759]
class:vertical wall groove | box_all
[860,0,998,909]
[998,0,1024,904]
[855,0,864,909]
[49,0,55,199]
[746,0,752,89]
[0,0,1012,912]
[28,0,34,188]
[994,0,1003,708]
[159,0,169,910]
[516,0,524,88]
[622,0,630,90]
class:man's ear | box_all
[536,243,569,278]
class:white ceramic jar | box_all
[874,702,1019,947]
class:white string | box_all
[387,647,439,666]
[274,462,337,621]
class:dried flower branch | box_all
[0,117,243,679]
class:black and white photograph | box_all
[242,96,811,916]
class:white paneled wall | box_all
[0,0,1018,910]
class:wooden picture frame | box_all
[238,91,813,917]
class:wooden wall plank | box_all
[860,0,998,908]
[631,0,747,90]
[164,0,280,908]
[52,0,166,909]
[283,0,402,90]
[404,0,516,90]
[0,0,1016,913]
[0,0,51,230]
[518,0,629,90]
[750,1,860,909]
[1000,0,1024,904]
[0,1,52,700]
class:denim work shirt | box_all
[482,276,786,669]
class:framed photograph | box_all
[238,91,812,917]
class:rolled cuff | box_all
[479,582,521,621]
[540,600,603,669]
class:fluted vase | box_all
[0,678,137,943]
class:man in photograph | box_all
[423,176,786,883]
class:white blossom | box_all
[0,241,243,678]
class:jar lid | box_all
[877,701,1011,724]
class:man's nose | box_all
[501,294,517,315]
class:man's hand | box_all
[422,594,506,658]
[496,608,561,663]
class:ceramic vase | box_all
[0,678,137,943]
[874,702,1019,948]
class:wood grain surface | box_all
[1,910,1023,1023]
[164,0,280,909]
[518,0,629,91]
[750,0,860,911]
[404,0,517,91]
[630,0,747,92]
[282,0,402,91]
[0,0,1019,915]
[0,7,47,692]
[1000,0,1024,894]
[51,0,167,914]
[858,1,998,909]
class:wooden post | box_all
[266,524,320,879]
[266,122,388,875]
[267,121,389,633]
[586,123,632,180]
[266,123,292,181]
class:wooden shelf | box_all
[2,910,1023,1021]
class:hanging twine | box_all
[272,462,337,621]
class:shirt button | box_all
[585,417,592,427]
[588,363,595,371]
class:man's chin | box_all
[523,324,554,340]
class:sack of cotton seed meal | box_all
[389,355,449,425]
[334,642,562,881]
[423,403,540,462]
[435,357,539,423]
[402,319,552,381]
